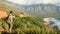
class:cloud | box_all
[7,0,60,5]
[43,0,60,4]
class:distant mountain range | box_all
[0,0,60,18]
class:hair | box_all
[10,11,13,13]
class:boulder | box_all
[0,10,7,18]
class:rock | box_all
[43,18,50,23]
[43,18,51,25]
[0,10,8,18]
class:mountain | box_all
[55,3,60,6]
[0,0,60,18]
[8,4,60,18]
[19,4,60,18]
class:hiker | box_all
[6,11,15,33]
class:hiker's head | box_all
[10,11,13,13]
[10,11,14,15]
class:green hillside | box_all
[0,2,60,34]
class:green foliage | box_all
[53,26,59,31]
[13,16,44,29]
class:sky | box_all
[7,0,60,5]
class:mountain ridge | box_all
[0,0,60,18]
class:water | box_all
[48,18,60,30]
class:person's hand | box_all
[13,16,15,18]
